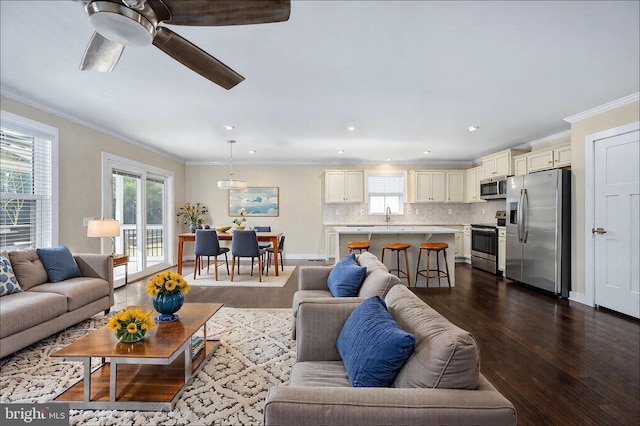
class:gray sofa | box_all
[265,285,517,425]
[0,248,114,358]
[291,252,400,339]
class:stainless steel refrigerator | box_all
[505,169,571,297]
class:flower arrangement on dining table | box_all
[232,208,247,228]
[176,202,208,231]
[107,307,155,343]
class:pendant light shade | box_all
[217,140,247,190]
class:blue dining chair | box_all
[194,229,229,281]
[264,235,285,276]
[252,226,273,250]
[231,230,266,282]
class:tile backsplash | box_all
[323,200,506,225]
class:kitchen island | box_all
[332,225,461,288]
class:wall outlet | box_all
[415,209,420,215]
[336,208,341,216]
[83,217,94,227]
[448,209,453,215]
[360,208,365,215]
[482,209,486,215]
[407,208,412,215]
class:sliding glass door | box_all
[103,154,174,284]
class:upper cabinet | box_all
[409,170,464,203]
[324,171,364,203]
[410,170,446,202]
[481,148,529,177]
[446,171,465,202]
[527,144,572,173]
[465,166,485,202]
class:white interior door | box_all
[594,129,639,318]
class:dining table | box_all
[177,231,283,276]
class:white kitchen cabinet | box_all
[411,170,446,202]
[527,144,572,173]
[514,154,528,176]
[454,229,463,258]
[553,145,572,168]
[498,228,506,272]
[324,171,364,203]
[463,225,471,259]
[446,171,465,202]
[326,227,336,259]
[482,148,529,177]
[465,166,484,203]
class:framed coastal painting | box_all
[229,187,279,217]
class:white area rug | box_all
[185,264,295,288]
[0,308,294,425]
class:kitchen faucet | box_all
[386,206,391,223]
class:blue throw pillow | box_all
[337,296,416,387]
[0,255,23,296]
[327,253,367,297]
[37,245,82,283]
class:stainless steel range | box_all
[470,211,505,275]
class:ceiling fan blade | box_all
[79,31,125,73]
[152,27,244,90]
[159,0,290,26]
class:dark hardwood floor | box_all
[123,261,640,425]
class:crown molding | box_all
[1,86,186,164]
[513,130,572,150]
[563,92,640,123]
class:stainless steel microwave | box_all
[480,175,507,200]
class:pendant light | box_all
[217,140,247,189]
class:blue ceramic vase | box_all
[153,291,184,322]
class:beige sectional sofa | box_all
[290,251,400,339]
[265,284,517,425]
[0,248,114,358]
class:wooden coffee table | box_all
[52,303,223,411]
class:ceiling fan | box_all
[76,0,290,89]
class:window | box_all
[366,171,406,215]
[1,111,58,251]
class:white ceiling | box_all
[1,1,638,165]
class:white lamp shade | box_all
[87,219,120,237]
[216,179,247,190]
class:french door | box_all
[103,154,174,284]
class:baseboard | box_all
[569,291,593,307]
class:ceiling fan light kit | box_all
[87,1,155,46]
[78,0,291,90]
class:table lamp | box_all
[87,219,120,255]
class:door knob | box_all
[592,227,606,234]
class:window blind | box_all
[1,124,53,250]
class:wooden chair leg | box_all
[443,249,451,288]
[258,257,263,282]
[214,256,218,281]
[404,249,411,287]
[193,255,199,279]
[426,250,431,289]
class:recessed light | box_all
[467,126,479,132]
[423,150,431,154]
[249,150,256,154]
[347,126,356,132]
[386,158,392,162]
[337,150,345,154]
[224,125,235,131]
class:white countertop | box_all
[332,225,461,234]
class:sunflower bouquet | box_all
[107,307,155,343]
[146,271,190,297]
